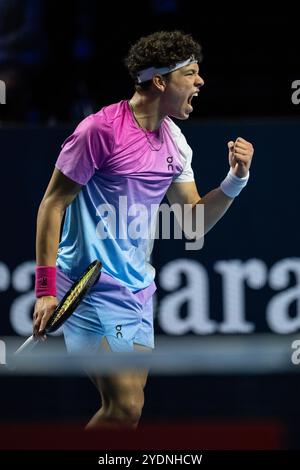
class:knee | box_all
[109,392,144,427]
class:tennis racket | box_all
[15,259,102,355]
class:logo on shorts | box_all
[115,325,123,339]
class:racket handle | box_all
[15,335,39,355]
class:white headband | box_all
[136,57,197,84]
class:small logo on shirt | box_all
[115,325,123,339]
[166,155,174,171]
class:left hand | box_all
[227,137,254,178]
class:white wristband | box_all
[220,168,249,198]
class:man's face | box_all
[161,63,204,119]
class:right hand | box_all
[227,137,254,178]
[33,296,58,338]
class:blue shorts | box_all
[57,269,156,353]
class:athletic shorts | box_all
[56,268,156,353]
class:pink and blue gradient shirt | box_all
[55,100,194,291]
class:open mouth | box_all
[188,92,199,105]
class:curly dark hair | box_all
[125,30,202,88]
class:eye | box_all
[185,70,198,77]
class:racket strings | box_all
[50,267,98,325]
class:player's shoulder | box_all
[165,117,191,157]
[75,100,126,135]
[165,116,184,139]
[94,100,127,125]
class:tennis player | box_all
[33,31,254,429]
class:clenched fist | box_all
[228,137,254,178]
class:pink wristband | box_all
[35,266,57,298]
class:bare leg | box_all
[86,338,150,430]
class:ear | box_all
[152,74,167,92]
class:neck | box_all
[129,93,164,131]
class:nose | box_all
[196,74,205,88]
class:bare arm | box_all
[36,168,82,265]
[33,168,82,335]
[167,181,233,235]
[167,137,254,236]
